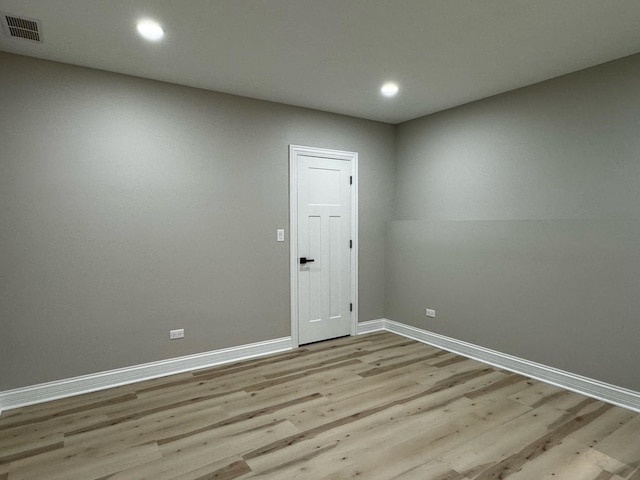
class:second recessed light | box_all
[380,82,399,97]
[136,19,164,42]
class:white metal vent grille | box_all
[2,14,42,42]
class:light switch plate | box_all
[277,229,285,242]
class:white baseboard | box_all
[358,319,640,413]
[356,319,386,334]
[0,337,292,414]
[5,320,640,415]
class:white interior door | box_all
[290,146,357,346]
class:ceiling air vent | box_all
[2,13,42,42]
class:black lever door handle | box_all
[300,257,315,264]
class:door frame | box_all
[289,144,358,348]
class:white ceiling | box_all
[1,0,640,124]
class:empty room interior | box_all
[1,1,640,479]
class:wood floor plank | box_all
[470,403,613,479]
[321,455,467,480]
[440,403,571,476]
[593,415,640,466]
[2,332,639,479]
[0,441,64,466]
[0,429,62,452]
[509,380,570,407]
[243,403,411,477]
[109,387,248,419]
[64,403,230,453]
[191,459,252,480]
[245,394,527,479]
[155,419,300,478]
[65,393,236,437]
[0,409,112,449]
[8,443,162,480]
[287,380,425,431]
[243,367,498,469]
[565,404,637,450]
[354,340,439,365]
[395,397,532,460]
[156,392,322,446]
[0,394,137,430]
[593,472,616,480]
[504,437,619,480]
[465,372,530,399]
[116,456,250,480]
[316,368,427,403]
[389,462,467,480]
[358,350,450,377]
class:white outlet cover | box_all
[426,309,436,318]
[277,229,285,242]
[170,329,185,339]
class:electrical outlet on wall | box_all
[426,309,436,318]
[169,328,185,339]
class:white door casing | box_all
[290,145,358,347]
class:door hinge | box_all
[349,240,352,249]
[350,303,353,312]
[350,176,353,185]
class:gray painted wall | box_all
[389,54,640,390]
[3,48,639,394]
[0,52,395,390]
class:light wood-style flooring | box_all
[1,332,640,479]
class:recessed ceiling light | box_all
[380,82,399,98]
[136,19,164,42]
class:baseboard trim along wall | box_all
[4,320,640,415]
[0,337,292,414]
[356,318,387,335]
[357,318,640,413]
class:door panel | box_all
[297,155,352,345]
[329,215,342,319]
